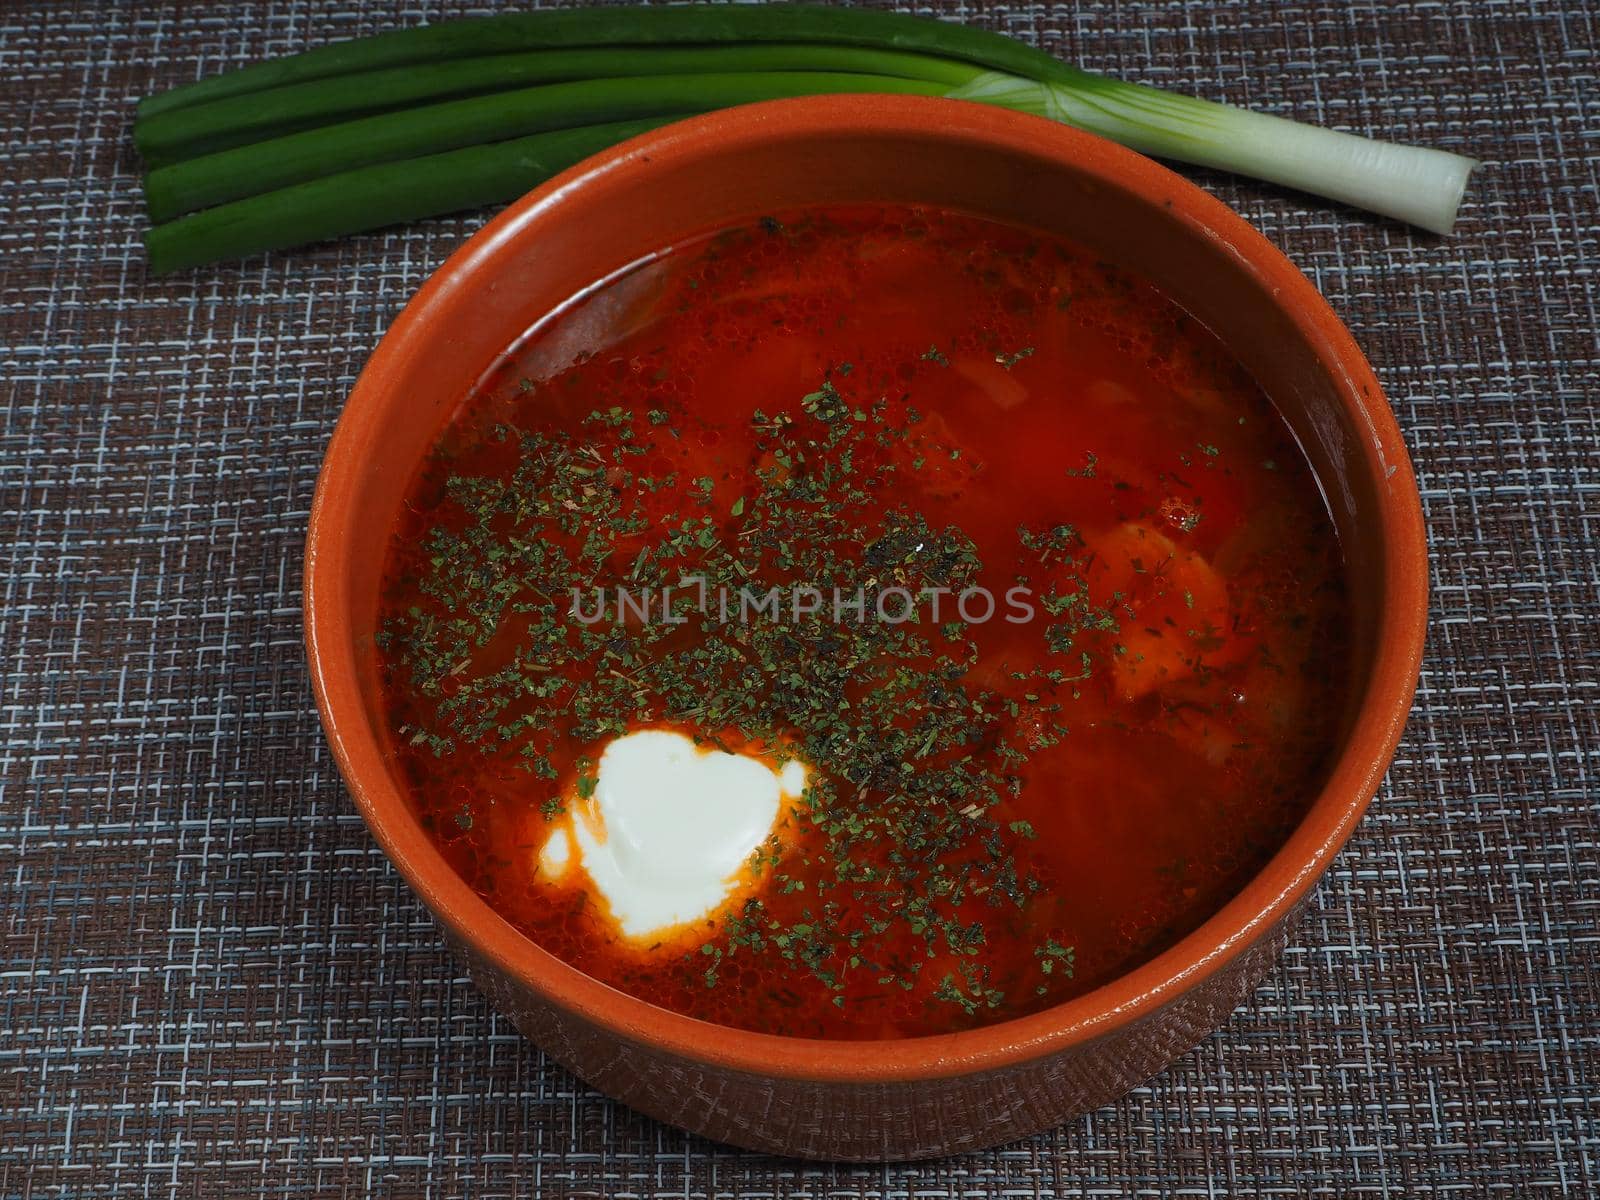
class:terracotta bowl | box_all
[305,95,1426,1160]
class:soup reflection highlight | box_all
[376,205,1351,1039]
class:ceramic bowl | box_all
[305,95,1427,1160]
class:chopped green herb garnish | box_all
[382,362,1120,1016]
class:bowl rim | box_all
[305,94,1427,1085]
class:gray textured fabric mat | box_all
[2,1,1596,1195]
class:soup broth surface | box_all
[377,204,1351,1039]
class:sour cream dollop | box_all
[539,729,805,939]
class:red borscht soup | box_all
[376,204,1351,1039]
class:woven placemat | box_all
[2,0,1596,1195]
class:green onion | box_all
[136,5,1478,272]
[137,5,1069,118]
[947,72,1476,238]
[144,71,956,223]
[136,44,983,163]
[145,118,674,275]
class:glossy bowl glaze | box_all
[305,95,1427,1160]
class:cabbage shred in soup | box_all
[376,204,1351,1039]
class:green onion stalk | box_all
[136,5,1478,274]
